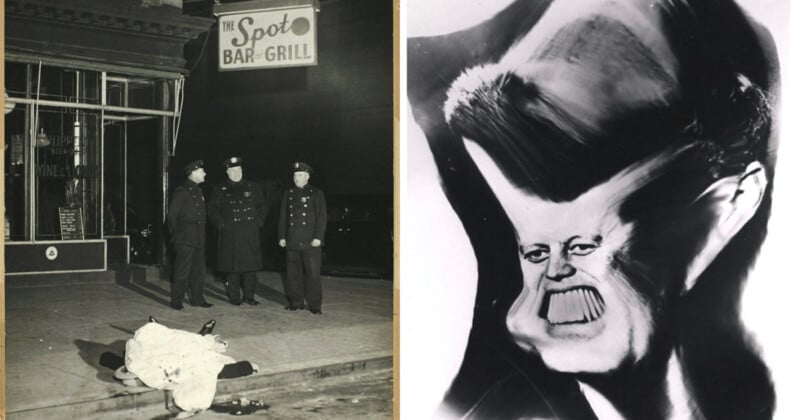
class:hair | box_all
[445,16,773,204]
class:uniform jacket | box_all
[278,184,327,250]
[207,179,267,272]
[167,180,206,248]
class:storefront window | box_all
[35,107,102,240]
[4,62,29,241]
[35,66,101,105]
[5,62,175,266]
[104,121,125,236]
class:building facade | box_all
[4,0,213,274]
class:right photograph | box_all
[402,0,794,419]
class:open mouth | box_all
[539,286,605,325]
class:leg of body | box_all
[218,361,256,379]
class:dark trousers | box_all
[171,244,206,306]
[225,272,257,304]
[284,247,322,309]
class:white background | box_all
[399,0,799,418]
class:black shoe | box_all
[284,305,299,311]
[230,300,242,306]
[198,320,216,335]
[171,303,184,310]
[243,298,260,306]
[309,308,322,315]
[192,302,213,308]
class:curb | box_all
[7,355,392,419]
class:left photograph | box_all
[3,0,393,418]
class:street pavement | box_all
[4,269,393,419]
[107,366,393,419]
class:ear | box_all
[684,161,767,290]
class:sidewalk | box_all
[4,269,393,419]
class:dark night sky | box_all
[175,0,393,196]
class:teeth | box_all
[590,290,603,318]
[578,290,591,321]
[545,287,605,325]
[586,289,599,319]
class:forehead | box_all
[464,139,667,240]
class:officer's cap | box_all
[183,160,204,176]
[223,156,244,169]
[292,161,313,175]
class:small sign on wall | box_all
[216,1,318,71]
[45,246,59,261]
[59,207,85,240]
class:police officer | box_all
[167,160,212,310]
[207,156,267,306]
[278,162,327,314]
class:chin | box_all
[532,324,634,373]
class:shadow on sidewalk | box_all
[115,270,172,308]
[75,339,127,383]
[255,280,286,306]
[204,275,232,303]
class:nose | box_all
[545,252,576,280]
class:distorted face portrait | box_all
[465,138,765,374]
[407,0,781,417]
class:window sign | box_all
[59,206,85,240]
[217,5,317,71]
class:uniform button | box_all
[290,222,294,226]
[304,204,308,208]
[302,222,306,225]
[302,212,306,216]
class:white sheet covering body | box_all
[125,322,236,411]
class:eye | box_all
[523,246,550,263]
[569,242,598,256]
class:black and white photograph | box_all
[4,0,393,418]
[402,0,798,419]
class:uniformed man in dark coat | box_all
[278,162,327,314]
[167,160,212,310]
[207,156,268,306]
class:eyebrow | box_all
[565,235,603,246]
[519,243,549,255]
[518,235,604,253]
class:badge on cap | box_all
[292,161,313,174]
[224,156,244,168]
